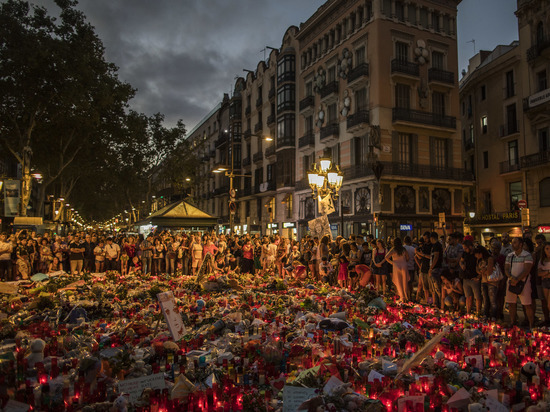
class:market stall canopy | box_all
[135,200,217,228]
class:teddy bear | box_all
[470,372,488,387]
[110,393,129,412]
[526,401,550,412]
[468,403,488,412]
[520,361,538,383]
[26,338,46,369]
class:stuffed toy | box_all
[111,394,129,412]
[26,338,46,369]
[467,403,488,412]
[520,361,538,383]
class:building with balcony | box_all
[460,0,550,241]
[185,0,472,239]
[294,0,470,239]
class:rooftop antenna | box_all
[467,39,476,54]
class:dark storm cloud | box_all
[28,0,517,130]
[70,0,324,130]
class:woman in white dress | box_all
[385,237,410,302]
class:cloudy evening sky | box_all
[29,0,518,131]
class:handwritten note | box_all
[157,291,186,341]
[282,386,317,412]
[117,373,166,404]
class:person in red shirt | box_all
[241,239,254,274]
[202,235,219,258]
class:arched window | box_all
[540,178,550,207]
[537,21,544,44]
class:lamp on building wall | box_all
[306,156,343,199]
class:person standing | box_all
[460,239,481,315]
[538,241,550,322]
[83,234,94,273]
[505,237,534,330]
[190,235,203,276]
[385,238,410,302]
[69,234,86,275]
[372,239,389,294]
[416,233,433,305]
[428,232,444,308]
[140,235,153,274]
[403,236,417,300]
[241,239,254,275]
[104,237,121,272]
[94,239,106,272]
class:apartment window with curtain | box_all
[355,46,366,65]
[305,81,313,97]
[355,88,368,111]
[395,83,410,109]
[482,191,492,214]
[432,51,444,70]
[328,66,336,82]
[277,84,295,112]
[398,133,412,165]
[432,137,448,169]
[541,178,550,207]
[396,41,409,61]
[508,140,519,166]
[539,128,549,152]
[509,181,522,210]
[395,1,405,21]
[432,92,446,116]
[277,54,295,82]
[305,115,313,133]
[481,116,488,134]
[537,70,547,92]
[506,103,517,134]
[505,70,515,98]
[328,103,338,123]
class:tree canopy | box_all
[0,0,193,222]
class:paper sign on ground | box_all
[398,395,425,412]
[465,354,483,370]
[118,373,166,404]
[484,396,508,412]
[367,369,385,382]
[282,385,317,412]
[3,399,31,411]
[157,291,186,341]
[323,375,344,394]
[446,388,471,409]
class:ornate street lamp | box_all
[306,157,343,200]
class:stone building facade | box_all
[187,0,472,240]
[460,0,550,242]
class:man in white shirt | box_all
[0,233,13,281]
[104,237,121,272]
[505,237,534,329]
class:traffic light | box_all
[373,212,378,224]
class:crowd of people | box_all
[0,228,549,330]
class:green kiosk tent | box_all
[135,200,218,232]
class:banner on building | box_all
[4,180,20,217]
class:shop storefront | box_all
[465,211,523,245]
[266,222,279,235]
[281,222,297,240]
